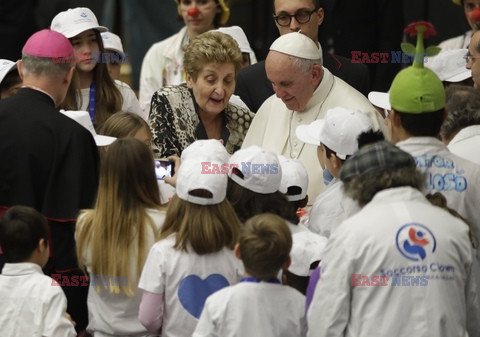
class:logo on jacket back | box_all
[396,223,436,261]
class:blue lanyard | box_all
[240,277,281,284]
[88,81,96,122]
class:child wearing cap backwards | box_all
[193,213,307,337]
[75,138,165,337]
[226,145,325,294]
[0,59,22,99]
[296,107,373,238]
[0,206,76,337]
[138,142,243,337]
[278,155,310,225]
[50,7,145,129]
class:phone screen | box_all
[154,160,174,180]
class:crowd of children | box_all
[1,1,480,337]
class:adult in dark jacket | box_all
[235,0,370,113]
[0,29,100,333]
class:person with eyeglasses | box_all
[234,0,371,114]
[467,30,480,87]
[439,0,480,51]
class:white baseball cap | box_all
[176,159,227,205]
[0,59,17,86]
[228,145,282,194]
[60,110,116,146]
[295,119,324,147]
[51,7,108,39]
[289,226,327,276]
[424,49,471,82]
[296,107,374,160]
[368,91,391,111]
[181,139,229,165]
[278,155,309,201]
[213,26,257,64]
[101,32,124,54]
[270,32,322,61]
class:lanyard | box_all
[240,277,281,284]
[88,81,96,122]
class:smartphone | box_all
[154,159,175,180]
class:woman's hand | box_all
[164,155,180,187]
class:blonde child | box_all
[76,138,165,336]
[138,146,243,336]
[101,111,152,147]
[51,7,145,129]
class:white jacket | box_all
[307,187,480,337]
[397,137,480,242]
[0,263,76,337]
[139,27,187,113]
[438,30,472,51]
[308,178,361,238]
[448,125,480,165]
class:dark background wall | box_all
[0,0,470,91]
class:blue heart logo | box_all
[178,274,229,318]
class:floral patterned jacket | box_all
[149,85,255,157]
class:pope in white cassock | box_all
[242,32,386,203]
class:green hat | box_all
[452,0,461,5]
[389,22,446,114]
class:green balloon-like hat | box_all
[389,21,446,114]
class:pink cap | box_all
[22,29,74,58]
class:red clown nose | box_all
[188,7,199,17]
[472,8,480,22]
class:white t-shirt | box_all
[193,282,307,337]
[80,80,146,121]
[138,235,244,337]
[0,263,76,337]
[77,208,166,337]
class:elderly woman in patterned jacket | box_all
[148,31,254,157]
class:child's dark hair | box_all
[0,206,49,262]
[240,213,292,280]
[226,178,298,224]
[357,129,385,149]
[0,71,22,97]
